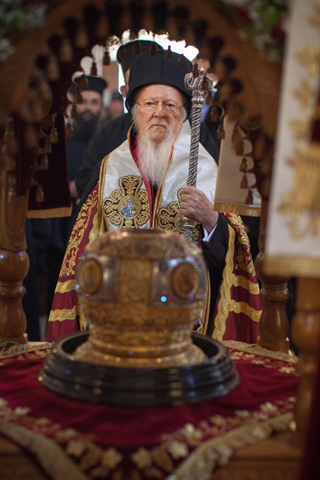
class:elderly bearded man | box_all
[46,51,261,343]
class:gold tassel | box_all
[239,157,247,172]
[46,56,60,81]
[37,77,51,102]
[133,41,142,56]
[202,76,209,92]
[44,136,52,154]
[90,58,98,76]
[75,85,83,104]
[192,63,199,78]
[49,126,58,143]
[178,54,187,68]
[103,49,110,66]
[217,122,225,140]
[79,73,88,90]
[38,154,48,169]
[150,42,158,57]
[71,103,78,120]
[59,38,73,63]
[253,133,267,160]
[24,124,38,150]
[206,93,214,106]
[246,189,253,205]
[74,23,89,49]
[65,119,73,138]
[240,174,248,189]
[210,106,219,122]
[36,185,45,203]
[232,126,244,156]
[165,46,173,59]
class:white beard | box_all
[137,132,176,186]
[132,106,181,186]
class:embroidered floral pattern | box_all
[60,188,99,277]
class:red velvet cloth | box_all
[0,345,298,480]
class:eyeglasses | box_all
[135,101,185,115]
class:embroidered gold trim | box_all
[167,412,293,480]
[227,213,255,276]
[152,144,175,229]
[55,280,77,294]
[199,269,211,335]
[212,225,235,341]
[0,422,90,480]
[90,202,104,242]
[48,305,80,323]
[27,206,72,219]
[222,340,298,363]
[59,189,99,278]
[0,343,51,359]
[232,274,260,295]
[214,202,261,217]
[103,175,150,228]
[99,153,110,205]
[264,254,320,278]
[229,300,261,323]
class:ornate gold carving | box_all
[75,230,207,368]
[172,263,200,299]
[87,229,201,260]
[90,326,191,348]
[78,259,103,294]
[102,176,150,228]
[157,189,200,241]
[118,259,151,305]
[79,299,205,330]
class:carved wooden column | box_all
[0,126,29,344]
[255,198,290,353]
[291,277,320,446]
